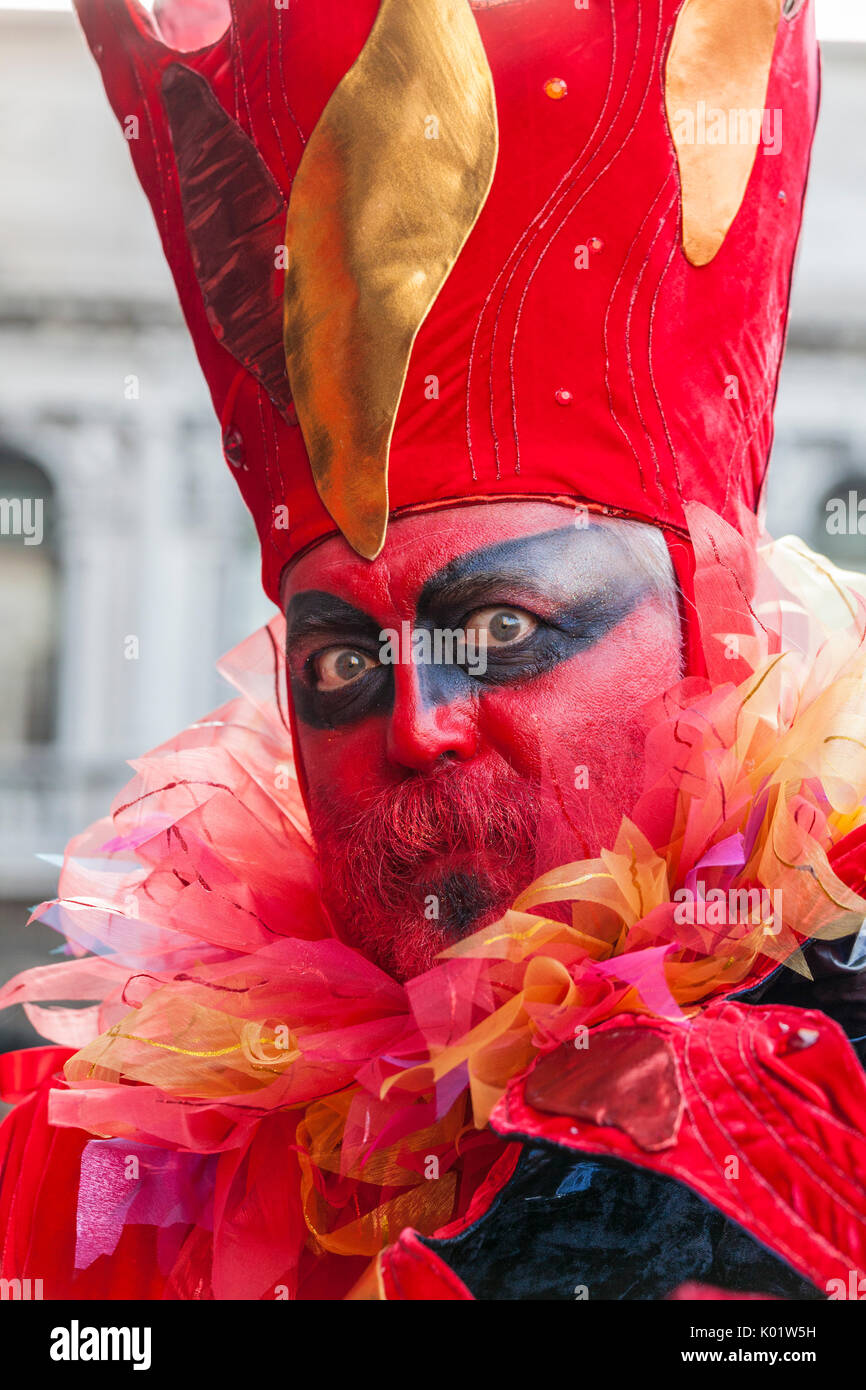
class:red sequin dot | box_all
[555,389,574,406]
[778,190,787,204]
[544,77,568,100]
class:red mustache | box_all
[312,761,539,918]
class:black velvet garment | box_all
[419,934,866,1301]
[420,1145,824,1301]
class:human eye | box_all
[462,606,538,649]
[312,646,380,690]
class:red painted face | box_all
[283,501,682,979]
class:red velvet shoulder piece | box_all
[491,1002,866,1297]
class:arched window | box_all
[0,448,59,746]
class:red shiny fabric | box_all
[73,0,819,602]
[0,1054,370,1300]
[0,1049,169,1299]
[379,1230,474,1301]
[829,825,866,899]
[492,1002,866,1297]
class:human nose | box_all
[385,661,478,771]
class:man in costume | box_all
[2,0,866,1301]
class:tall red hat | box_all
[74,0,819,608]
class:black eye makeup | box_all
[285,591,389,727]
[285,527,652,728]
[440,590,641,690]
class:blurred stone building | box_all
[0,8,270,1046]
[0,11,864,1048]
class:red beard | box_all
[310,760,541,979]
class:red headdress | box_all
[74,0,819,639]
